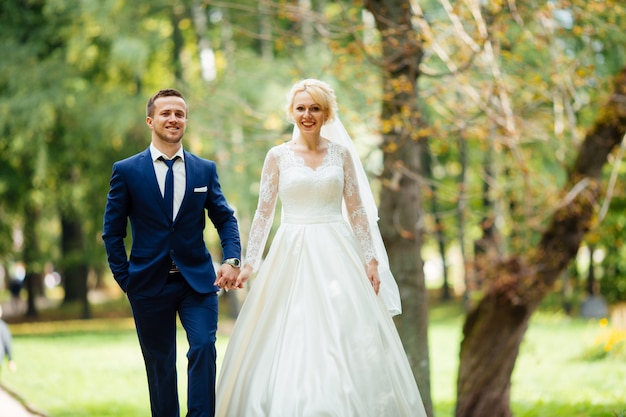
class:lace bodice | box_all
[245,141,377,270]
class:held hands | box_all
[215,263,240,291]
[367,259,380,294]
[215,263,252,291]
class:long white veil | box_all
[293,118,402,316]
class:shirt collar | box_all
[150,143,185,162]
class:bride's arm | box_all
[236,147,280,287]
[341,148,381,294]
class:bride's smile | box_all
[293,91,326,140]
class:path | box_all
[0,385,44,417]
[1,298,54,417]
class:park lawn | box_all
[1,303,625,417]
[511,312,625,417]
[428,307,626,417]
[1,316,229,417]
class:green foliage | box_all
[418,0,626,259]
[600,265,626,304]
[1,0,623,292]
[593,174,626,303]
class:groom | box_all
[102,88,241,417]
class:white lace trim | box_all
[244,148,279,271]
[244,142,376,270]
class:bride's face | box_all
[292,91,327,135]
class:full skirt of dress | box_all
[216,218,427,417]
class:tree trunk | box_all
[586,244,596,296]
[192,2,217,82]
[424,142,451,301]
[171,8,186,83]
[456,133,470,306]
[22,203,41,318]
[456,68,626,417]
[298,0,314,51]
[434,198,450,301]
[457,260,532,417]
[363,1,433,415]
[61,214,91,319]
[258,0,274,61]
[470,137,499,307]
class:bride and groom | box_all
[103,81,426,417]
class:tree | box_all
[456,67,626,417]
[0,0,72,317]
[0,0,202,317]
[363,1,433,415]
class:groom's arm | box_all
[204,161,241,260]
[102,163,131,292]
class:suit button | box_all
[169,249,174,255]
[170,227,175,232]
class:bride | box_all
[215,79,427,417]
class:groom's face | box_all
[146,96,188,145]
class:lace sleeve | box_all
[342,147,377,265]
[244,147,280,271]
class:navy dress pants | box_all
[129,273,218,417]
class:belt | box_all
[169,261,180,274]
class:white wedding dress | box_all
[216,141,426,417]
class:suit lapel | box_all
[139,148,170,219]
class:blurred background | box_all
[1,1,626,416]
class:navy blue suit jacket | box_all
[102,147,240,296]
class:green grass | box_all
[2,300,626,417]
[510,312,626,417]
[426,305,626,417]
[2,317,230,417]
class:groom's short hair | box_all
[146,88,187,118]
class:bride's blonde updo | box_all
[285,78,338,125]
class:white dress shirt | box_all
[150,144,186,220]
